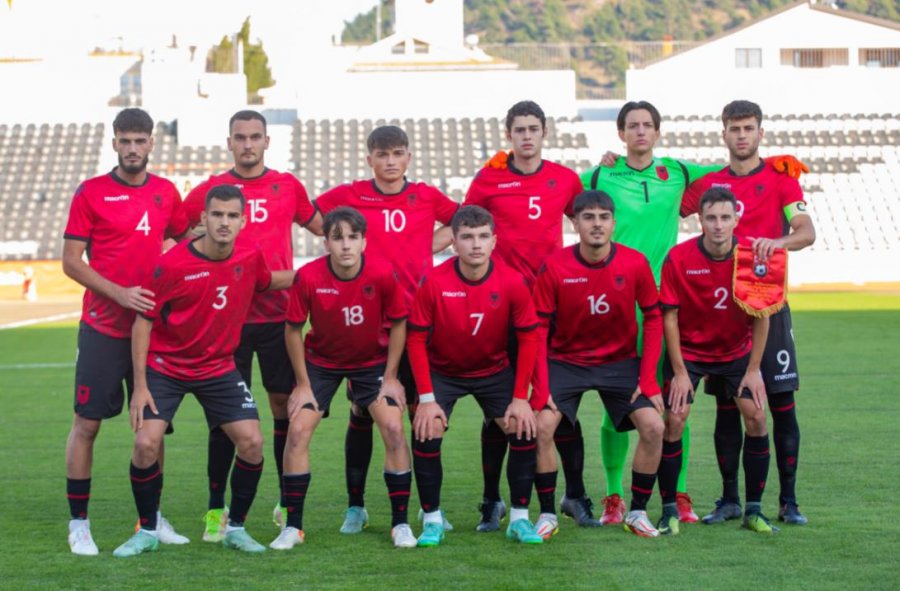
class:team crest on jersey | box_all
[489,291,501,308]
[614,275,626,290]
[407,193,417,205]
[234,265,243,279]
[756,184,765,195]
[272,184,280,193]
[153,265,163,278]
[547,179,557,189]
[363,284,376,300]
[153,194,162,208]
[656,166,669,181]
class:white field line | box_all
[0,311,80,330]
[0,362,74,370]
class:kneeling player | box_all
[409,205,543,547]
[659,188,775,534]
[271,207,415,550]
[114,185,296,557]
[532,190,665,538]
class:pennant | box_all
[732,244,787,318]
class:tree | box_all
[208,17,274,102]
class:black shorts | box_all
[73,322,133,420]
[663,354,752,406]
[145,368,260,429]
[432,366,515,422]
[234,322,294,395]
[310,361,387,416]
[704,304,800,396]
[549,358,651,432]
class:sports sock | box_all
[535,471,557,515]
[480,420,507,503]
[506,433,536,509]
[207,426,234,510]
[600,412,629,497]
[629,471,656,512]
[130,462,161,531]
[228,456,263,527]
[554,419,585,499]
[156,472,164,511]
[769,392,800,504]
[742,434,770,504]
[345,411,373,508]
[66,477,90,520]
[658,439,683,505]
[676,418,691,493]
[384,470,412,527]
[412,438,443,513]
[272,418,289,507]
[714,401,743,502]
[283,472,311,530]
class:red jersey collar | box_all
[228,167,270,181]
[327,254,366,282]
[110,168,150,188]
[454,258,494,286]
[573,243,617,269]
[697,235,737,262]
[371,178,410,196]
[187,236,235,262]
[507,156,545,177]
[725,160,765,177]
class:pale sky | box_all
[0,0,379,57]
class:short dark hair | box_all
[229,110,267,134]
[323,206,367,238]
[573,190,615,216]
[451,205,495,235]
[505,100,546,132]
[205,184,246,210]
[367,125,409,152]
[721,100,763,127]
[616,101,661,131]
[113,108,153,135]
[699,187,738,214]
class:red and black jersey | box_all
[64,170,188,338]
[681,162,805,244]
[408,258,538,379]
[142,237,272,381]
[286,255,407,369]
[315,179,458,306]
[183,169,315,324]
[533,243,662,395]
[660,237,753,363]
[465,160,581,288]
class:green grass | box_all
[2,292,899,590]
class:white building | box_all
[626,1,900,115]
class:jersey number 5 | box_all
[528,196,542,220]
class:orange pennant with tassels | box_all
[733,244,787,318]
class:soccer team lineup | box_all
[63,97,815,557]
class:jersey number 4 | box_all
[135,211,151,236]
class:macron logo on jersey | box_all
[563,277,588,284]
[497,181,521,189]
[686,269,711,275]
[184,271,211,281]
[360,195,384,202]
[104,195,130,202]
[711,183,732,190]
[316,288,340,295]
[442,291,466,298]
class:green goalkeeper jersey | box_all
[581,157,720,284]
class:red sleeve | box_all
[463,170,489,207]
[778,175,805,209]
[285,272,309,326]
[680,179,704,217]
[531,263,557,316]
[431,186,460,225]
[254,248,273,292]
[407,276,434,330]
[406,329,433,396]
[140,256,169,322]
[383,268,409,320]
[658,254,680,308]
[165,187,189,239]
[509,273,539,330]
[530,317,551,410]
[564,169,580,218]
[635,259,662,396]
[314,185,344,216]
[183,180,210,228]
[291,176,316,227]
[513,328,538,401]
[63,184,94,240]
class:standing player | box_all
[681,100,815,526]
[62,108,189,555]
[659,187,775,535]
[409,206,543,547]
[458,100,585,532]
[270,207,415,550]
[182,110,320,541]
[531,190,665,539]
[113,185,296,557]
[312,126,458,534]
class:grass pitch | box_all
[1,292,898,590]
